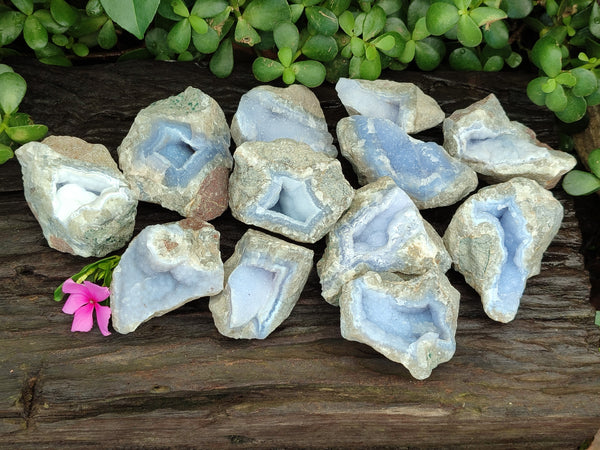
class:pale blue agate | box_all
[472,196,532,319]
[139,120,229,187]
[344,116,472,204]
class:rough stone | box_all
[317,177,451,305]
[15,136,137,257]
[443,94,576,188]
[231,84,336,157]
[209,229,313,339]
[339,270,460,380]
[443,177,564,323]
[111,219,224,334]
[229,139,354,243]
[337,115,478,209]
[335,77,445,133]
[118,86,232,220]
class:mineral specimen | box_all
[443,177,563,323]
[118,87,232,220]
[209,229,313,339]
[443,94,576,188]
[15,136,137,257]
[339,270,460,380]
[229,139,354,243]
[111,218,224,334]
[337,115,478,209]
[231,84,336,157]
[335,77,445,133]
[317,177,451,305]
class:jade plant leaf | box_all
[0,11,26,47]
[531,37,562,78]
[526,77,549,106]
[253,56,285,81]
[500,0,533,18]
[449,47,483,71]
[483,20,508,49]
[293,60,326,87]
[189,15,208,34]
[100,0,160,39]
[362,5,386,41]
[235,17,261,45]
[589,148,600,178]
[191,0,228,18]
[273,21,299,52]
[553,93,585,122]
[457,15,482,47]
[192,26,220,53]
[210,37,233,77]
[5,124,49,144]
[98,19,118,49]
[306,6,338,36]
[571,67,598,97]
[23,15,48,50]
[469,7,507,27]
[302,34,338,61]
[10,0,33,16]
[243,0,291,31]
[562,170,600,195]
[50,0,79,27]
[0,144,13,165]
[0,71,27,115]
[167,19,191,53]
[426,2,459,36]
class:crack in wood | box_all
[20,366,44,428]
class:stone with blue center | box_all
[118,87,232,221]
[231,84,336,157]
[443,177,564,323]
[337,115,478,209]
[339,270,460,380]
[317,177,450,305]
[229,139,354,244]
[443,94,576,188]
[209,229,314,339]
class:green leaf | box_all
[292,60,326,87]
[449,47,483,71]
[98,19,118,49]
[5,124,48,144]
[192,26,219,53]
[278,46,293,66]
[407,0,430,30]
[86,0,105,17]
[527,77,549,106]
[191,0,228,18]
[302,34,338,61]
[531,37,562,78]
[274,21,299,52]
[8,112,32,127]
[590,0,600,39]
[235,17,261,46]
[412,17,430,41]
[189,15,208,34]
[349,54,361,78]
[0,65,13,75]
[414,37,444,70]
[72,42,90,57]
[562,170,600,195]
[210,37,233,77]
[545,83,568,111]
[457,14,482,47]
[0,71,27,115]
[243,0,291,31]
[305,6,338,36]
[100,0,160,39]
[252,56,284,81]
[0,11,26,47]
[167,18,191,53]
[52,33,69,47]
[323,0,351,16]
[359,52,381,79]
[572,67,598,97]
[542,77,557,93]
[399,39,415,63]
[282,66,295,84]
[365,42,378,60]
[362,5,386,41]
[339,10,354,35]
[483,54,503,71]
[0,144,14,165]
[290,4,304,22]
[50,0,79,27]
[10,0,33,16]
[171,0,189,18]
[39,54,72,66]
[351,35,365,57]
[556,71,577,87]
[145,27,173,59]
[586,85,600,106]
[158,0,181,20]
[377,0,402,15]
[23,15,48,50]
[354,12,366,36]
[555,91,587,122]
[589,148,600,178]
[373,33,395,51]
[505,51,522,68]
[426,2,459,36]
[453,0,469,10]
[469,7,507,26]
[500,0,533,19]
[483,20,508,49]
[69,15,106,37]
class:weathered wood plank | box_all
[0,58,598,448]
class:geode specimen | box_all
[229,139,354,243]
[337,115,478,209]
[317,177,451,305]
[335,77,445,133]
[111,218,224,334]
[443,94,576,188]
[15,136,137,257]
[443,177,563,323]
[340,270,460,380]
[118,87,232,221]
[209,229,313,339]
[231,84,336,157]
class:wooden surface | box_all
[1,59,599,448]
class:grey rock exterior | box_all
[340,270,460,380]
[335,77,446,133]
[15,136,137,257]
[229,139,354,243]
[231,84,336,157]
[209,229,313,339]
[317,177,451,305]
[111,218,224,334]
[118,87,232,221]
[443,177,564,323]
[443,94,576,188]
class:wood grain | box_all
[0,58,598,448]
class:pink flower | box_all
[62,278,111,336]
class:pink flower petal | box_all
[95,304,112,336]
[71,303,94,333]
[62,293,90,314]
[62,278,88,295]
[82,281,110,303]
